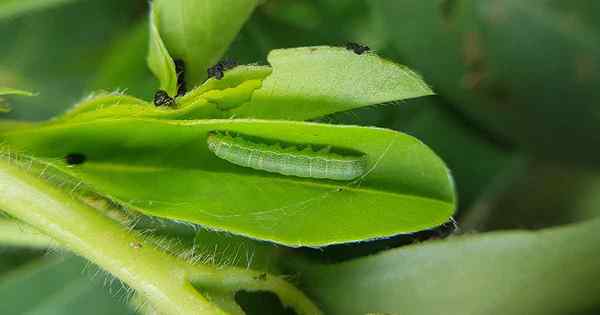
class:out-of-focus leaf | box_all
[0,219,54,248]
[0,0,77,20]
[297,218,600,315]
[0,87,35,112]
[227,1,386,64]
[393,98,512,211]
[89,19,156,100]
[1,118,455,247]
[152,0,259,88]
[374,0,600,164]
[464,159,600,231]
[147,4,178,97]
[0,87,35,96]
[0,255,135,314]
[0,0,143,120]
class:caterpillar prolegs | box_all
[207,133,367,181]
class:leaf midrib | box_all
[73,161,453,206]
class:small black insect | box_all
[345,42,370,55]
[65,153,86,165]
[207,63,224,80]
[174,59,186,96]
[254,273,267,281]
[207,58,238,80]
[153,89,175,107]
[431,217,458,239]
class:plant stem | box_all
[0,159,322,315]
[0,160,226,315]
[189,266,323,315]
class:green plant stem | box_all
[189,266,323,315]
[0,160,226,315]
[0,159,322,315]
[0,219,56,248]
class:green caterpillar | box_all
[207,133,367,181]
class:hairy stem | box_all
[0,160,226,315]
[0,159,322,315]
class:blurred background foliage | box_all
[1,0,599,314]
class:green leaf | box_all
[55,92,152,121]
[0,1,145,120]
[296,218,600,315]
[231,46,433,120]
[60,46,433,123]
[0,256,134,315]
[58,65,272,122]
[1,118,455,247]
[152,0,259,87]
[147,3,178,97]
[89,19,156,100]
[0,0,77,20]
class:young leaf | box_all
[296,218,600,315]
[57,66,272,122]
[147,4,178,97]
[60,46,433,123]
[55,92,151,121]
[1,118,455,247]
[152,0,260,87]
[231,46,434,120]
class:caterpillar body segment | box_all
[207,133,367,181]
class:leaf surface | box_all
[2,118,455,247]
[152,0,259,87]
[65,47,433,123]
[232,46,433,120]
[147,4,178,97]
[297,218,600,315]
